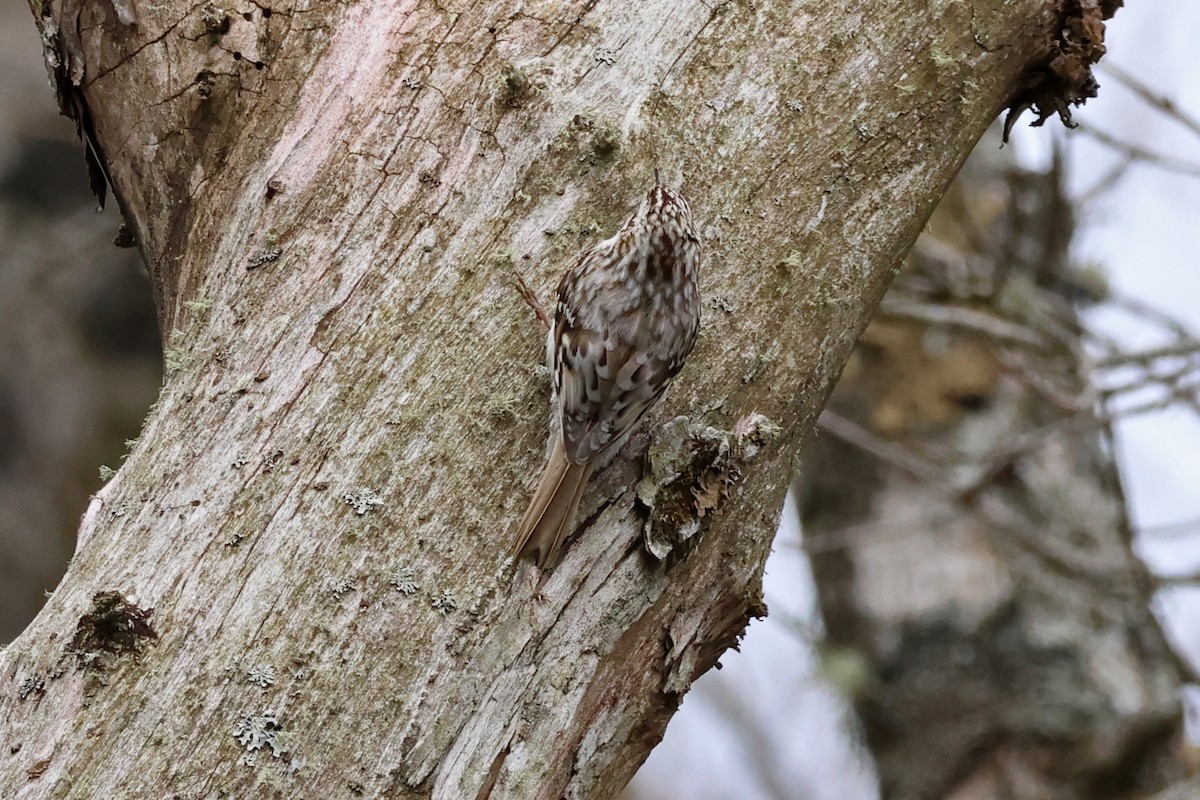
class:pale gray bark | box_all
[797,145,1190,798]
[3,0,1100,797]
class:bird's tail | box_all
[514,438,594,568]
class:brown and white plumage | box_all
[515,178,701,567]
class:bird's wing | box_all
[556,314,671,466]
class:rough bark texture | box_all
[3,0,1097,797]
[797,146,1191,798]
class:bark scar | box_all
[66,590,158,672]
[1002,0,1117,140]
[637,413,782,562]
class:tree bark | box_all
[4,1,1107,797]
[797,147,1191,798]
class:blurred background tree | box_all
[0,4,160,644]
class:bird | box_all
[514,174,701,568]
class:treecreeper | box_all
[514,175,702,567]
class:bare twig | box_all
[816,410,943,485]
[1077,159,1133,205]
[1095,341,1200,369]
[799,509,961,554]
[1078,124,1200,179]
[1106,294,1196,340]
[878,297,1050,350]
[1102,391,1200,422]
[1138,516,1200,540]
[511,270,552,331]
[1100,62,1200,141]
[1098,359,1198,397]
[815,410,1136,587]
[1156,569,1200,587]
[996,348,1093,412]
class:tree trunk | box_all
[3,1,1112,797]
[797,145,1190,798]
